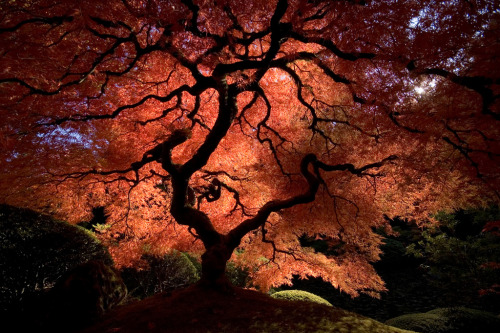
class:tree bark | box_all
[198,241,234,292]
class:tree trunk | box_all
[199,242,234,292]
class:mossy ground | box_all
[80,285,414,333]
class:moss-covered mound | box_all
[82,286,415,333]
[271,289,333,306]
[0,204,112,315]
[385,312,450,333]
[385,307,500,333]
[427,307,500,332]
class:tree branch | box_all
[407,61,500,120]
[227,153,398,248]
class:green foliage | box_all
[183,252,203,273]
[427,307,500,332]
[77,206,110,232]
[225,261,250,288]
[386,307,500,333]
[182,251,249,288]
[386,312,450,333]
[433,206,500,239]
[405,206,500,304]
[378,238,408,266]
[270,290,333,306]
[48,260,128,331]
[250,314,415,333]
[0,204,112,314]
[93,223,112,233]
[122,251,249,298]
[284,212,499,321]
[121,251,200,299]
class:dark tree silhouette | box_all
[1,0,498,293]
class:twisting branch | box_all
[252,85,293,176]
[196,178,222,209]
[315,155,398,176]
[0,15,74,34]
[288,31,376,61]
[195,177,251,216]
[227,153,398,248]
[44,84,193,126]
[442,136,482,178]
[261,223,300,265]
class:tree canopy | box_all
[1,0,499,295]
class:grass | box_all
[79,285,415,333]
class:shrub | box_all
[225,261,249,288]
[183,252,202,273]
[47,260,128,331]
[0,204,112,316]
[427,307,500,333]
[385,312,450,333]
[406,206,500,308]
[121,251,199,299]
[386,307,500,333]
[270,290,333,306]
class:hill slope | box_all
[80,285,414,333]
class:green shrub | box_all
[386,307,500,333]
[378,238,409,266]
[427,307,500,333]
[183,252,202,273]
[47,260,128,331]
[225,261,249,287]
[385,312,450,333]
[121,251,199,299]
[406,206,500,307]
[0,204,112,315]
[270,290,333,306]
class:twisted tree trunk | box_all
[199,241,234,291]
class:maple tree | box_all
[0,0,499,294]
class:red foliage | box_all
[1,0,499,295]
[482,220,500,236]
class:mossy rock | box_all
[270,289,333,306]
[0,204,112,314]
[386,307,500,333]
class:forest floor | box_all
[78,285,414,333]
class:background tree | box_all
[0,0,498,293]
[406,206,500,306]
